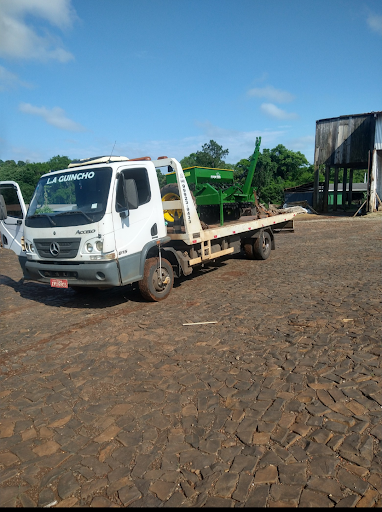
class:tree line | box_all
[1,141,349,206]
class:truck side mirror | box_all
[124,178,138,210]
[0,194,7,220]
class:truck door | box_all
[112,166,160,284]
[0,181,27,257]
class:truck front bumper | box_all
[25,259,121,288]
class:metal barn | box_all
[313,111,382,212]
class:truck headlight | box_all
[95,241,103,252]
[86,243,93,253]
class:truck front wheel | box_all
[139,257,174,301]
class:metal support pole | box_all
[348,169,353,207]
[333,167,339,211]
[342,167,347,210]
[313,148,320,211]
[323,164,330,213]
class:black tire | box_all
[161,183,183,224]
[253,231,272,260]
[244,242,254,259]
[161,183,197,224]
[138,257,174,301]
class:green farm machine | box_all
[161,137,262,226]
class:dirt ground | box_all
[0,213,381,507]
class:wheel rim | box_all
[152,266,171,293]
[162,192,183,223]
[262,235,270,252]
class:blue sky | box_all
[0,0,381,166]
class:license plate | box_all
[50,278,68,288]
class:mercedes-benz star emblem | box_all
[50,242,60,256]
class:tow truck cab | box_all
[0,157,169,289]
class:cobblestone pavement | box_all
[0,215,381,508]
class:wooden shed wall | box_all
[315,114,376,167]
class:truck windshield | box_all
[26,167,112,228]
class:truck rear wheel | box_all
[244,231,271,260]
[253,231,271,260]
[139,257,174,301]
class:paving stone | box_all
[306,476,343,497]
[287,444,309,461]
[356,488,379,507]
[370,423,382,440]
[253,465,278,484]
[179,479,195,499]
[305,415,324,428]
[291,423,312,436]
[343,462,369,478]
[0,451,20,466]
[270,483,302,504]
[327,388,347,403]
[81,477,108,499]
[299,488,335,507]
[309,456,339,477]
[337,468,369,495]
[118,483,142,506]
[309,428,333,444]
[335,494,360,507]
[368,473,382,491]
[272,444,295,463]
[232,472,253,502]
[149,479,177,501]
[89,496,115,507]
[131,453,157,478]
[214,471,239,498]
[10,442,37,462]
[38,488,56,507]
[203,496,234,507]
[0,487,20,507]
[278,462,307,485]
[244,484,269,507]
[305,440,336,457]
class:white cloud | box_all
[0,0,76,62]
[286,135,315,163]
[248,85,295,103]
[0,64,32,91]
[261,103,298,120]
[19,103,86,132]
[367,14,382,36]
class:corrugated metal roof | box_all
[317,111,382,124]
[328,183,368,192]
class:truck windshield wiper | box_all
[28,213,56,226]
[55,210,94,223]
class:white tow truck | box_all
[0,155,296,301]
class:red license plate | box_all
[50,278,68,288]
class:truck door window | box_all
[117,167,151,208]
[0,185,23,219]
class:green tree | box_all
[156,169,167,188]
[268,145,311,184]
[181,140,230,169]
[48,155,72,171]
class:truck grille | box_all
[34,238,81,259]
[40,270,78,278]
